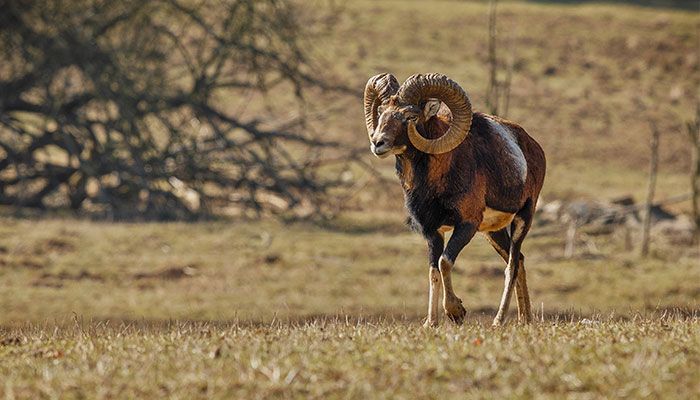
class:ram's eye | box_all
[405,111,418,120]
[377,105,385,114]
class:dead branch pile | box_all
[0,0,341,220]
[537,196,695,257]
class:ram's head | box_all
[363,73,473,158]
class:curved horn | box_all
[363,73,399,138]
[397,73,472,154]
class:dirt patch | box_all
[260,254,281,265]
[470,265,503,278]
[45,238,74,252]
[33,270,104,287]
[0,257,46,269]
[31,238,76,256]
[20,259,44,269]
[375,268,392,275]
[49,270,104,281]
[132,265,199,280]
[31,280,64,288]
[553,283,580,294]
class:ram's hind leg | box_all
[492,201,534,326]
[515,261,532,323]
[485,229,532,324]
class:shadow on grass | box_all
[1,306,697,334]
[0,205,409,235]
[523,0,697,11]
[316,216,409,235]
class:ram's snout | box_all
[370,127,407,158]
[370,135,392,158]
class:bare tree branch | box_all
[0,0,343,220]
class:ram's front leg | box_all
[440,222,476,324]
[423,231,444,328]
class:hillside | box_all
[303,0,699,213]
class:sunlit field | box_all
[2,0,699,398]
[2,315,698,398]
[1,215,698,398]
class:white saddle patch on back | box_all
[485,117,527,185]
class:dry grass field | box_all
[312,0,698,212]
[0,215,698,398]
[1,0,699,398]
[2,315,698,398]
[0,217,697,325]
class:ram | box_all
[364,73,546,327]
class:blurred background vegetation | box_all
[1,0,698,220]
[0,0,698,325]
[1,0,698,222]
[0,0,347,220]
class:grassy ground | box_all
[1,215,698,398]
[1,216,697,326]
[2,314,698,399]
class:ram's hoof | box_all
[422,319,439,329]
[445,300,466,325]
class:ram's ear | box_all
[423,98,441,120]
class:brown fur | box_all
[455,172,487,224]
[398,157,414,191]
[427,153,452,194]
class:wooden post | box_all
[502,36,515,118]
[640,123,660,256]
[686,106,700,245]
[485,0,499,115]
[564,218,577,259]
